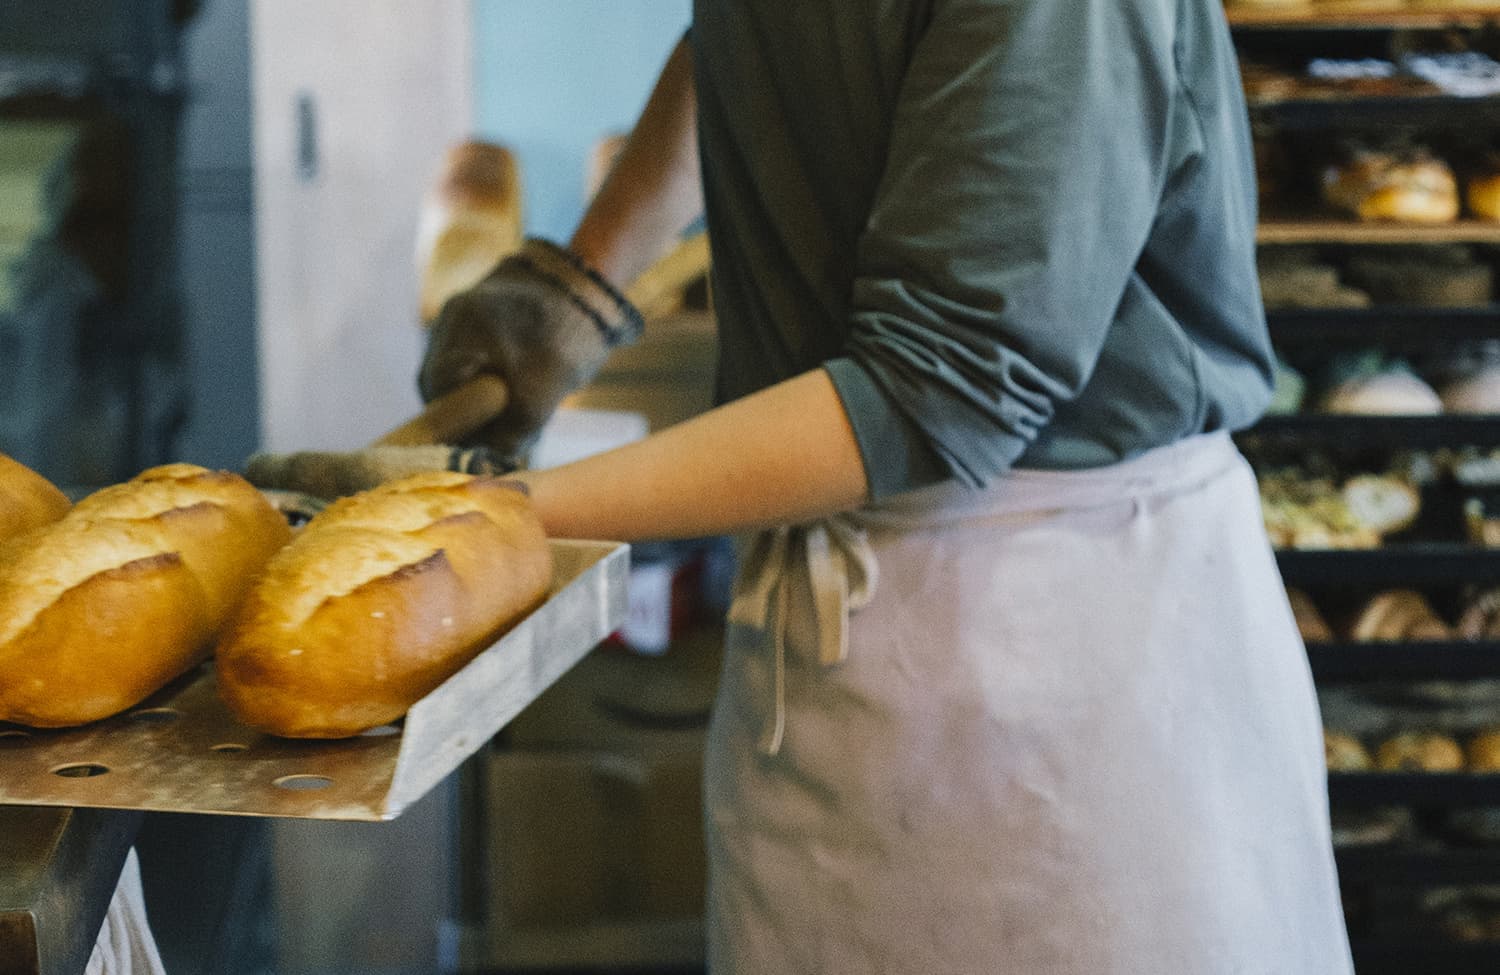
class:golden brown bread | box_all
[0,453,70,541]
[1324,730,1373,773]
[0,464,290,727]
[1468,730,1500,773]
[1376,732,1466,773]
[216,472,552,738]
[1323,151,1460,225]
[416,140,523,325]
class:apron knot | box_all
[726,515,878,755]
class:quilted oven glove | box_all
[418,238,644,464]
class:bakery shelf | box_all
[1249,93,1500,129]
[1243,415,1500,448]
[1330,772,1500,807]
[1348,941,1500,975]
[1277,546,1500,586]
[1308,641,1500,681]
[1338,846,1500,884]
[1258,219,1500,245]
[1266,307,1500,345]
[1228,6,1500,29]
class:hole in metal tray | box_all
[0,729,31,742]
[273,774,333,791]
[52,763,110,778]
[210,743,249,753]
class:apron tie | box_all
[727,516,878,755]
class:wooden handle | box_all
[372,374,510,447]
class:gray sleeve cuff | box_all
[823,357,950,500]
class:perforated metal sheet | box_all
[0,540,627,821]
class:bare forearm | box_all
[569,37,702,290]
[516,369,868,541]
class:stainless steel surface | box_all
[0,540,628,822]
[0,805,142,975]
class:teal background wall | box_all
[472,1,692,243]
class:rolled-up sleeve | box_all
[823,0,1178,498]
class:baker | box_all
[419,1,1354,971]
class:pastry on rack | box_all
[1344,246,1493,308]
[1467,729,1500,772]
[1320,369,1443,416]
[1376,731,1467,772]
[1257,248,1371,310]
[1260,474,1382,549]
[1288,588,1336,643]
[0,453,69,541]
[1350,590,1453,642]
[1458,588,1500,639]
[1323,149,1460,224]
[1325,730,1375,772]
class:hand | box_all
[418,238,643,462]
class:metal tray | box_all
[0,540,628,822]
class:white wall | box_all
[250,0,474,452]
[471,1,691,242]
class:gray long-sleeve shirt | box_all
[690,0,1272,499]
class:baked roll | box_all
[0,465,290,727]
[1376,732,1466,773]
[0,453,69,541]
[216,472,553,738]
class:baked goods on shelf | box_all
[1350,589,1453,641]
[1320,367,1444,415]
[1469,165,1500,223]
[0,453,69,541]
[1326,729,1376,771]
[1459,587,1500,638]
[1323,149,1461,225]
[1257,248,1372,310]
[216,471,553,739]
[1343,246,1493,308]
[0,465,291,728]
[416,140,523,325]
[1377,731,1467,772]
[1260,467,1420,548]
[1467,729,1500,772]
[1289,588,1337,642]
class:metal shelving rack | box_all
[1228,6,1500,969]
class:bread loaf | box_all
[0,464,290,727]
[416,140,523,325]
[0,453,70,540]
[216,472,552,738]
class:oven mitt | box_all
[417,238,644,465]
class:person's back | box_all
[692,0,1272,495]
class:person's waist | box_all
[857,430,1243,532]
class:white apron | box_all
[705,432,1353,974]
[86,849,167,975]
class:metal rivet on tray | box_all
[129,707,182,723]
[52,763,110,778]
[273,774,333,791]
[210,743,249,753]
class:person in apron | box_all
[425,2,1354,971]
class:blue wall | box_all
[472,2,691,243]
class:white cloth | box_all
[705,432,1354,974]
[86,848,167,975]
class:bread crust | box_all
[0,454,70,541]
[217,473,553,738]
[0,464,291,727]
[0,554,211,726]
